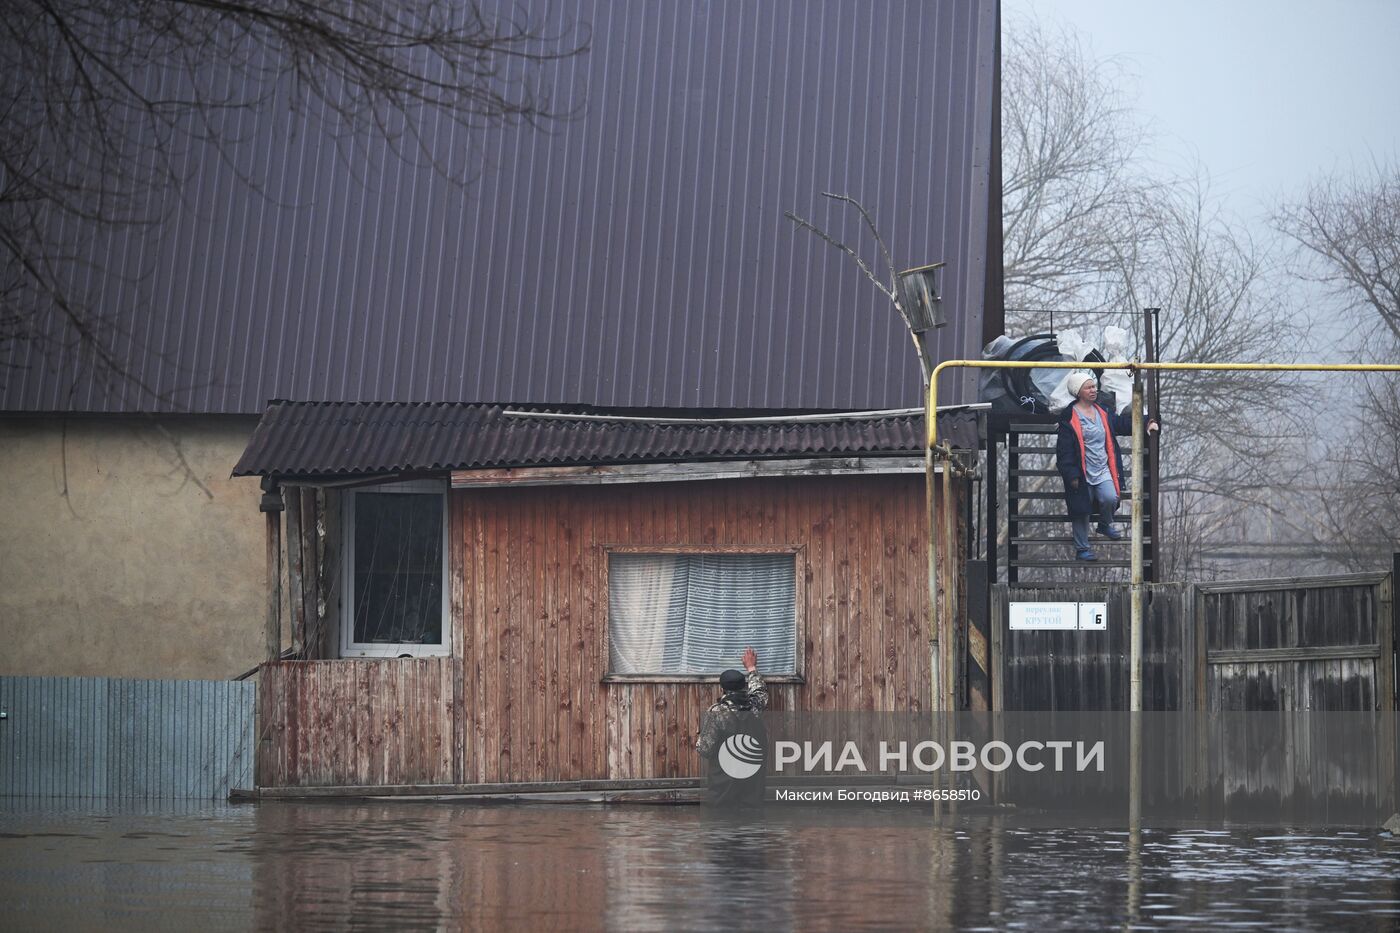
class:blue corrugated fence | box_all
[0,677,255,800]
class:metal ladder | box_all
[1004,418,1154,582]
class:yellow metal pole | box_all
[927,360,1400,450]
[942,451,957,717]
[1129,373,1144,826]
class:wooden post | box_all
[1387,554,1398,714]
[285,486,306,658]
[985,418,998,601]
[919,346,945,811]
[266,511,282,663]
[1381,557,1397,812]
[926,405,944,812]
[990,581,1005,802]
[262,482,285,664]
[941,449,961,810]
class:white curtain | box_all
[607,555,682,673]
[608,553,796,674]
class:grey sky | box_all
[1009,0,1400,223]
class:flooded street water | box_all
[3,801,1400,930]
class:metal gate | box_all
[0,676,256,800]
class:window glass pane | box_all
[352,492,443,645]
[682,554,796,672]
[608,553,796,675]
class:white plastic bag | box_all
[1055,327,1092,363]
[1101,325,1132,361]
[1098,369,1132,413]
[1099,325,1134,412]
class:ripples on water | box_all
[2,802,1399,930]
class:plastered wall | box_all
[0,416,266,679]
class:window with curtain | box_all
[607,552,798,675]
[341,480,449,657]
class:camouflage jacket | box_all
[695,670,768,758]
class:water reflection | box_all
[2,801,1400,930]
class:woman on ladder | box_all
[1056,372,1158,562]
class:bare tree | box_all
[1002,17,1150,317]
[1104,179,1306,578]
[1001,15,1305,579]
[1,0,586,400]
[1275,162,1400,566]
[1276,163,1400,346]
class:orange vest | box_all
[1068,404,1122,496]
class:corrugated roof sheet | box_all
[232,400,980,477]
[4,0,1001,415]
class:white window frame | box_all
[602,546,805,683]
[340,478,451,658]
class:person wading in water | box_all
[1056,372,1158,561]
[695,647,768,805]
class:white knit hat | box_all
[1069,370,1096,395]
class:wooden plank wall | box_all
[257,659,454,787]
[257,473,954,788]
[456,475,948,784]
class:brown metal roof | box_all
[232,401,980,477]
[5,0,1001,415]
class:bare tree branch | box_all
[1,0,589,397]
[819,191,900,294]
[784,194,934,380]
[782,209,898,305]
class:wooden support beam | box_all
[452,456,929,488]
[1206,645,1382,665]
[285,487,305,658]
[265,511,282,663]
[1196,572,1389,593]
[263,490,284,664]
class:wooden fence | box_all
[1200,572,1395,713]
[0,676,256,799]
[991,572,1396,715]
[990,572,1397,816]
[992,582,1194,712]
